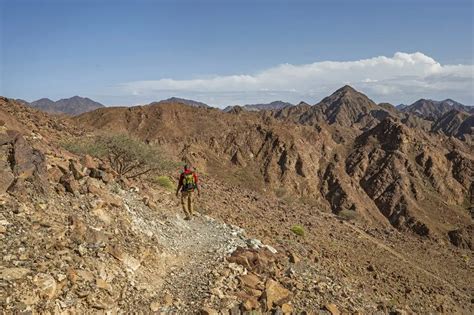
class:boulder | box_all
[0,131,48,196]
[60,173,79,194]
[265,279,292,310]
[47,165,65,183]
[0,145,14,194]
[69,159,85,180]
[82,154,99,169]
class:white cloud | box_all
[116,52,474,107]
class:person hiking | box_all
[176,164,200,220]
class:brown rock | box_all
[86,178,104,196]
[82,154,98,169]
[88,294,115,310]
[107,244,125,261]
[289,252,300,263]
[244,287,263,298]
[69,159,85,180]
[33,273,57,300]
[0,142,15,193]
[227,255,251,270]
[0,267,31,281]
[163,293,173,306]
[96,278,112,292]
[324,303,341,315]
[67,268,78,283]
[150,301,161,312]
[242,297,260,311]
[239,273,262,290]
[101,172,113,184]
[281,303,293,314]
[76,270,94,282]
[47,165,64,183]
[2,132,48,196]
[69,215,87,243]
[265,279,292,310]
[21,293,39,306]
[92,206,113,225]
[60,173,79,194]
[200,307,219,315]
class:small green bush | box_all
[338,209,357,221]
[154,175,175,191]
[290,225,305,236]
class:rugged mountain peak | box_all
[332,84,358,95]
[316,85,383,127]
[322,85,373,104]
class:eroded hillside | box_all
[75,87,474,243]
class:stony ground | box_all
[0,159,293,313]
[198,176,474,314]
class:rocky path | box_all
[120,190,250,312]
[154,215,248,312]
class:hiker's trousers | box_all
[181,190,194,216]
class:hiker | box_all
[176,164,200,220]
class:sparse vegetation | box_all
[154,175,175,191]
[62,134,177,178]
[290,224,305,236]
[338,209,358,221]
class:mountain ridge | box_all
[28,95,105,115]
[74,86,473,241]
[224,101,294,112]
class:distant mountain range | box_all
[223,101,293,112]
[153,97,211,108]
[398,99,473,120]
[23,94,473,122]
[27,96,105,115]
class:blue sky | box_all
[1,0,473,107]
